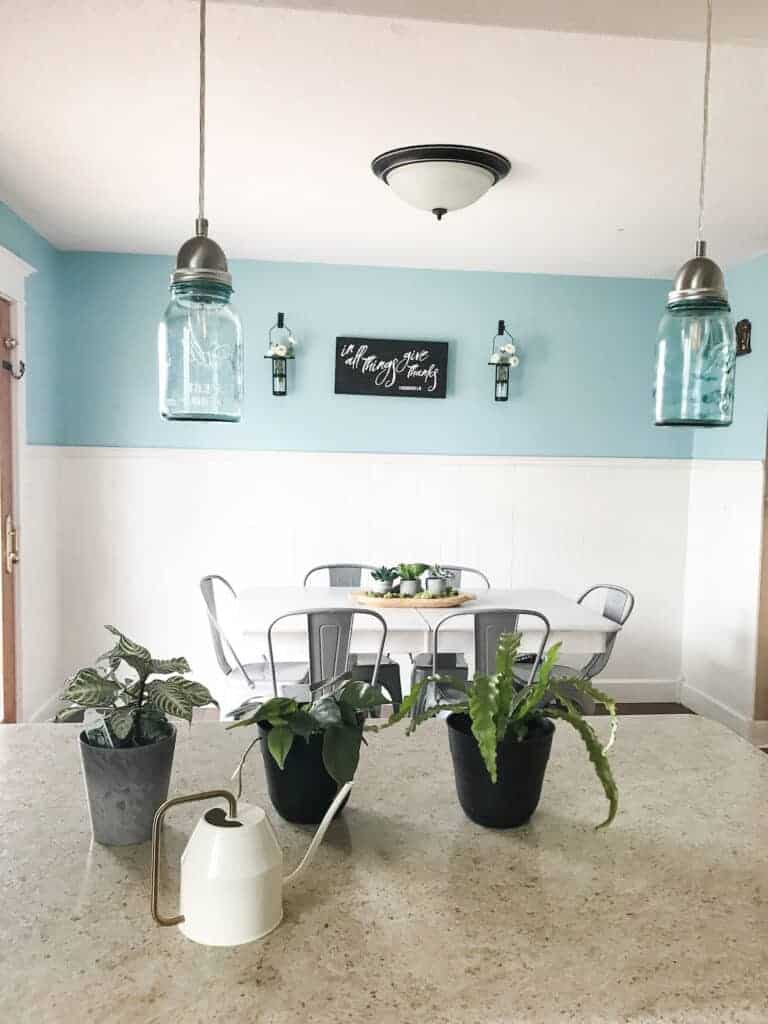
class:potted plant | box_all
[55,625,217,846]
[425,564,451,597]
[370,566,398,595]
[396,562,427,597]
[228,678,386,824]
[388,632,618,829]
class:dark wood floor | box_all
[594,702,694,716]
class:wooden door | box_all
[0,298,18,722]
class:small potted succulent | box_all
[396,562,427,597]
[388,632,618,829]
[370,566,398,595]
[229,678,386,823]
[425,564,451,597]
[55,626,217,846]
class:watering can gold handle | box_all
[150,789,238,926]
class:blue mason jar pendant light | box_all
[158,0,244,422]
[654,0,735,427]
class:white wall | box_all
[22,447,693,719]
[681,460,765,742]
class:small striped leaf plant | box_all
[54,625,217,747]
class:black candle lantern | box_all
[488,319,519,402]
[265,312,296,397]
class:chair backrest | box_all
[577,584,635,678]
[440,565,491,589]
[431,608,551,681]
[266,606,387,697]
[199,574,252,679]
[303,563,378,588]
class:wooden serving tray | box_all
[352,591,476,609]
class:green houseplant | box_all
[389,632,618,829]
[370,566,398,595]
[228,679,386,824]
[425,564,451,597]
[56,625,217,845]
[397,562,427,597]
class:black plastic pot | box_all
[258,723,351,824]
[447,713,554,828]
[79,726,176,845]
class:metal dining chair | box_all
[303,562,403,713]
[410,563,491,686]
[413,607,551,717]
[199,575,310,718]
[541,584,635,713]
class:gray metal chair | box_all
[413,608,551,717]
[199,575,310,718]
[303,563,378,588]
[517,584,635,714]
[410,564,491,684]
[303,562,402,712]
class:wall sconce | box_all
[265,312,296,397]
[488,320,519,402]
[735,319,752,357]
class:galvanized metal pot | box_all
[79,727,176,845]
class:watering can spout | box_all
[284,782,352,886]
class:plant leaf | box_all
[149,657,191,676]
[494,633,521,740]
[267,725,294,770]
[544,706,619,828]
[54,705,85,723]
[63,668,119,708]
[108,706,136,740]
[468,674,499,783]
[385,681,425,727]
[339,680,388,710]
[161,677,217,708]
[104,625,152,674]
[495,631,522,682]
[146,679,193,722]
[286,708,316,737]
[551,677,618,752]
[135,704,172,743]
[322,723,362,784]
[310,696,343,728]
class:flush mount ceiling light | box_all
[371,145,510,220]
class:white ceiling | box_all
[1,0,767,278]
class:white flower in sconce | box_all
[509,355,520,367]
[500,342,516,356]
[269,343,289,358]
[488,319,521,403]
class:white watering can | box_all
[150,783,351,946]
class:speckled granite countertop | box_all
[1,717,767,1023]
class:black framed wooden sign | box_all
[334,337,448,399]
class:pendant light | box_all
[158,0,244,422]
[371,145,510,220]
[654,0,735,427]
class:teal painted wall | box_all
[0,203,63,440]
[692,253,768,461]
[52,250,690,457]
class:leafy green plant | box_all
[397,562,428,581]
[371,566,398,582]
[388,632,619,828]
[228,679,386,785]
[55,625,217,747]
[427,564,451,580]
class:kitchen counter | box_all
[1,716,766,1023]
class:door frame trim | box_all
[0,245,36,720]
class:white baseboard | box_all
[596,678,680,703]
[679,681,767,745]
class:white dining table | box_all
[237,586,620,663]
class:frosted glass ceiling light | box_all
[158,0,244,422]
[653,0,736,428]
[371,145,510,220]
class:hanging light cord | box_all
[198,0,207,231]
[696,0,713,245]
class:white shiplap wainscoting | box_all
[20,446,767,742]
[24,447,688,715]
